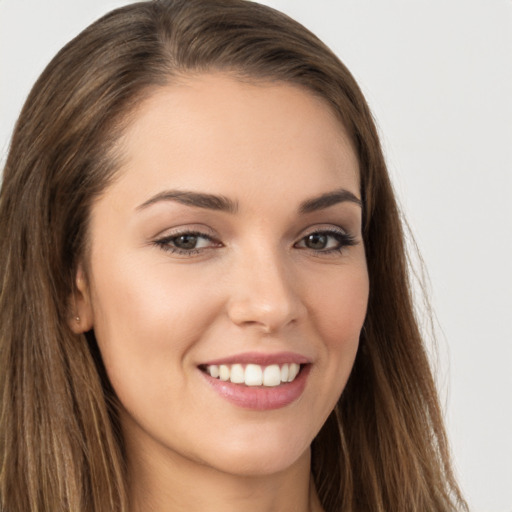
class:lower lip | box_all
[201,365,310,411]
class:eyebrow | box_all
[298,188,362,214]
[136,187,361,214]
[136,190,239,213]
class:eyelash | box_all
[153,227,357,256]
[294,228,357,255]
[153,230,221,256]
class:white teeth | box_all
[230,363,245,384]
[245,364,263,386]
[280,363,289,382]
[288,363,300,382]
[263,364,281,387]
[205,362,302,386]
[219,364,230,381]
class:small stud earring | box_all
[75,316,80,323]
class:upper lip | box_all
[200,351,311,367]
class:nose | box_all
[226,246,306,334]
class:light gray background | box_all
[1,1,511,510]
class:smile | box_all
[203,363,301,387]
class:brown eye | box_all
[173,234,200,249]
[304,233,328,250]
[154,230,220,255]
[295,229,357,254]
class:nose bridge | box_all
[226,239,304,332]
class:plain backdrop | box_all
[1,1,511,511]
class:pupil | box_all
[306,233,327,250]
[175,234,198,249]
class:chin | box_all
[212,449,310,478]
[196,426,313,477]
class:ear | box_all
[69,264,94,334]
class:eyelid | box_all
[152,225,222,256]
[300,224,348,235]
[152,223,218,240]
[294,224,358,253]
[297,224,354,241]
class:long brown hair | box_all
[0,1,467,510]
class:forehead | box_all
[108,73,360,207]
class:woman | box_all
[0,0,467,510]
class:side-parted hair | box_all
[0,1,467,510]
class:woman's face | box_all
[76,74,369,477]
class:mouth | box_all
[198,354,311,410]
[199,362,304,387]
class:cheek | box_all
[284,260,369,440]
[87,253,223,405]
[310,263,369,347]
[90,247,217,342]
[305,260,369,409]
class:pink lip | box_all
[200,362,311,411]
[200,351,311,367]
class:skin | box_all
[73,74,369,512]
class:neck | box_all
[126,434,323,512]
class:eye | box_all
[154,230,221,255]
[172,233,210,250]
[295,228,356,254]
